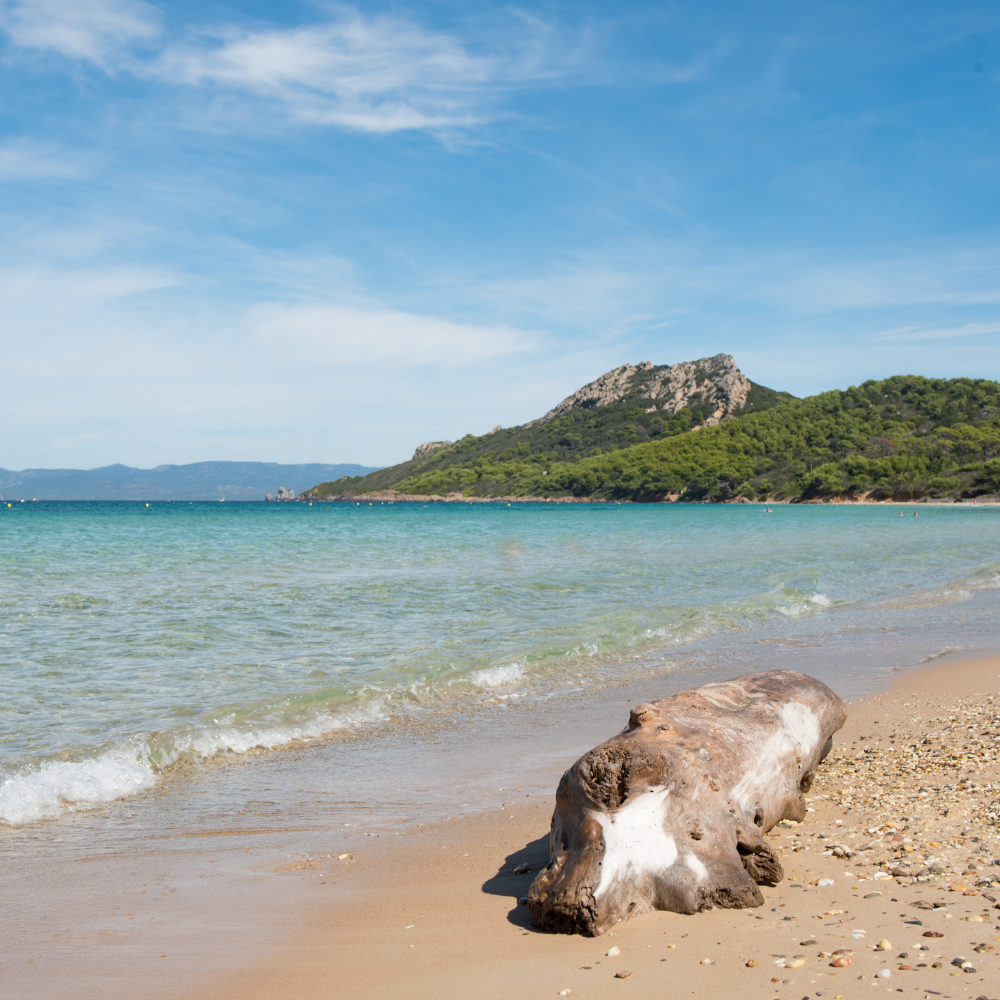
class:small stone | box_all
[746,959,757,967]
[922,930,944,937]
[863,892,882,899]
[607,946,620,957]
[558,991,571,996]
[614,970,633,979]
[800,940,817,946]
[513,863,530,875]
[830,956,851,968]
[875,939,892,951]
[518,896,528,905]
[699,958,711,965]
[963,966,977,973]
[897,964,911,970]
[338,853,351,860]
[817,878,835,886]
[786,958,805,969]
[874,969,891,979]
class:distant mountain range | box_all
[0,462,380,501]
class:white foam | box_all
[470,662,525,688]
[810,593,832,606]
[0,700,387,827]
[0,747,156,825]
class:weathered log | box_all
[527,670,846,935]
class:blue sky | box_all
[1,0,999,468]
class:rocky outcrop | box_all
[525,363,655,427]
[644,354,750,426]
[275,485,295,500]
[525,354,751,429]
[413,441,453,460]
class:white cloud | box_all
[0,139,87,181]
[2,2,587,134]
[156,13,579,133]
[874,320,1000,343]
[248,301,531,366]
[0,0,159,64]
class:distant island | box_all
[0,461,380,502]
[301,354,1000,504]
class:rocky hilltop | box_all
[527,354,750,428]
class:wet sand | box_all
[178,655,1000,1000]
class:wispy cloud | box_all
[0,138,88,180]
[159,17,497,132]
[874,320,1000,343]
[1,3,589,134]
[247,301,533,366]
[0,0,159,64]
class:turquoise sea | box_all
[2,500,1000,829]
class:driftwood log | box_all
[527,670,846,935]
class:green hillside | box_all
[306,368,790,498]
[307,375,1000,502]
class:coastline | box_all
[302,489,1000,505]
[185,654,997,999]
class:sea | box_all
[2,500,1000,840]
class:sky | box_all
[1,0,999,469]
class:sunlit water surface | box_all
[2,500,999,833]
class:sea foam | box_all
[470,662,525,688]
[0,701,387,826]
[0,748,156,825]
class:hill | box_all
[0,461,380,501]
[304,372,1000,503]
[304,354,791,499]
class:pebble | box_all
[606,946,620,957]
[614,970,632,979]
[875,969,891,978]
[513,863,530,875]
[699,958,711,965]
[817,878,835,886]
[337,853,351,860]
[830,956,851,967]
[863,891,881,898]
[875,939,892,951]
[786,957,805,969]
[746,959,757,967]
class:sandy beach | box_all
[154,655,1000,1000]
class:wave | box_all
[469,662,525,688]
[0,745,156,826]
[0,699,386,827]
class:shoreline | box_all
[5,653,1000,999]
[191,654,1000,999]
[302,489,1000,505]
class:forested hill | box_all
[307,374,1000,503]
[305,354,791,498]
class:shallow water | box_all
[2,499,999,830]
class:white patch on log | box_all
[731,702,821,819]
[593,787,675,899]
[685,852,709,882]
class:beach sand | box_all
[178,655,1000,1000]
